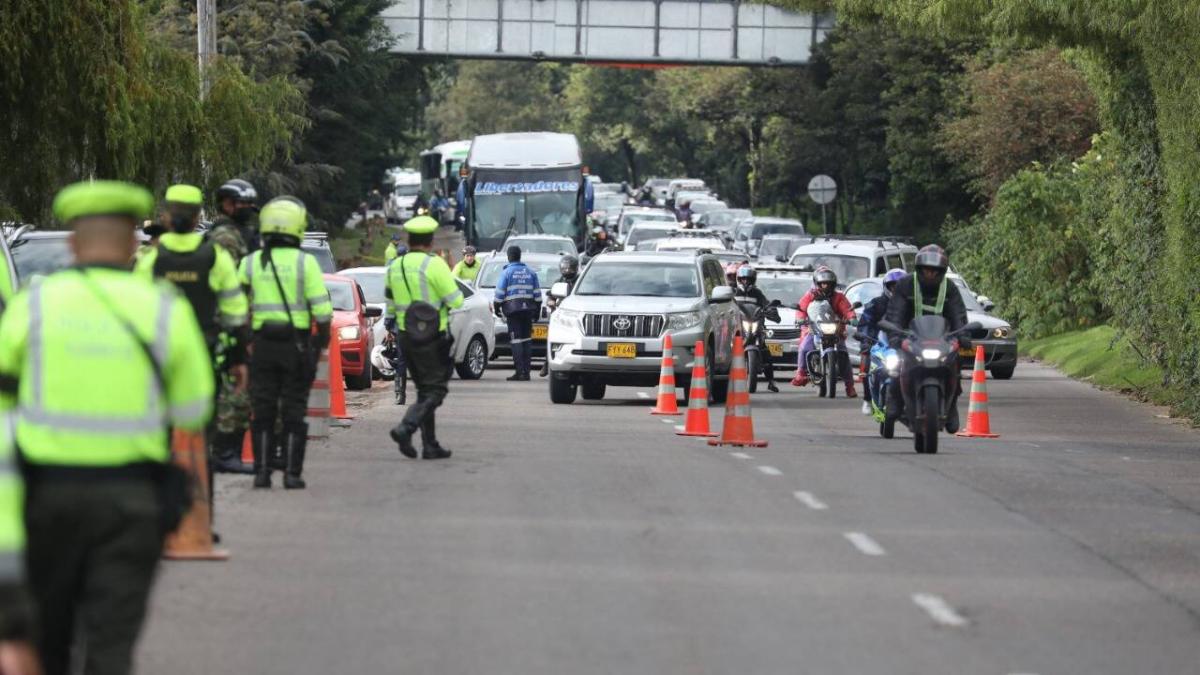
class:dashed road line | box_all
[911,593,968,627]
[793,491,828,510]
[756,465,783,476]
[637,392,650,399]
[659,418,675,425]
[844,532,886,556]
[730,452,753,460]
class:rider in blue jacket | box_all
[856,268,905,414]
[493,246,542,381]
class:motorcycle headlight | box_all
[667,311,704,331]
[550,308,582,330]
[742,319,755,334]
[993,326,1012,339]
[338,326,360,341]
[884,352,900,371]
[921,348,943,361]
[818,322,838,334]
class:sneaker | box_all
[845,383,858,398]
[791,373,809,387]
[506,373,523,381]
[862,400,872,415]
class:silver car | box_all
[545,251,742,404]
[337,266,497,380]
[501,234,577,257]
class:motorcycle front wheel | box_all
[826,352,838,400]
[747,349,760,394]
[916,387,940,454]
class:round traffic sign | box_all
[808,174,837,205]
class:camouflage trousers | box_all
[211,372,251,457]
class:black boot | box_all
[539,359,549,377]
[390,422,418,458]
[420,415,452,460]
[284,428,308,490]
[252,428,272,489]
[211,431,254,474]
[945,393,961,434]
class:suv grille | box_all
[582,313,665,338]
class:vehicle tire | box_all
[826,352,838,400]
[921,387,940,454]
[581,380,606,401]
[709,344,729,404]
[913,431,925,453]
[454,335,488,380]
[881,416,895,439]
[346,364,373,391]
[990,365,1015,380]
[747,350,760,394]
[549,376,577,404]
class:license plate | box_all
[767,343,784,357]
[532,324,548,340]
[959,347,975,357]
[607,343,637,359]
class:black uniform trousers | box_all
[250,336,312,435]
[26,477,163,675]
[398,332,452,434]
[505,310,535,377]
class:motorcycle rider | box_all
[883,244,969,433]
[539,254,580,377]
[211,178,260,257]
[791,266,857,397]
[675,201,693,223]
[733,265,780,393]
[584,223,615,257]
[856,268,905,414]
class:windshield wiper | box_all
[531,218,544,234]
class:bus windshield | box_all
[473,192,579,240]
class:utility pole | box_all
[197,0,217,99]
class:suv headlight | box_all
[550,308,582,330]
[338,326,360,341]
[667,311,704,331]
[993,326,1012,339]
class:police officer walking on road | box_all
[239,197,332,489]
[493,246,541,381]
[386,215,464,460]
[0,181,214,675]
[137,185,252,473]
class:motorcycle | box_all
[859,333,901,438]
[878,317,981,454]
[804,299,851,399]
[737,298,782,393]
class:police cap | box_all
[53,181,154,224]
[165,184,204,206]
[402,215,439,234]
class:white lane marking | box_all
[844,532,886,556]
[911,593,968,627]
[730,452,753,460]
[793,491,828,510]
[637,391,650,399]
[757,465,783,476]
[660,418,674,424]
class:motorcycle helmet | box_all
[736,264,756,286]
[371,345,395,378]
[914,244,949,286]
[258,196,307,239]
[883,268,906,293]
[215,178,258,204]
[559,254,580,281]
[813,266,837,296]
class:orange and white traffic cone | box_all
[677,341,716,437]
[650,334,681,416]
[957,345,999,439]
[708,335,768,447]
[164,429,230,561]
[328,331,352,425]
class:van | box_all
[787,237,918,286]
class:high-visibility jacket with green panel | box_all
[451,259,481,283]
[385,242,398,264]
[135,232,249,332]
[0,268,214,466]
[238,247,332,330]
[0,411,31,640]
[385,252,464,332]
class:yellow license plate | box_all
[607,343,637,358]
[532,324,548,340]
[959,347,976,357]
[767,343,784,357]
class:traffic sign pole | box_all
[807,174,837,235]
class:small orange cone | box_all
[709,335,768,447]
[676,341,716,437]
[957,345,999,439]
[650,334,682,415]
[240,429,252,465]
[164,429,230,561]
[328,330,352,421]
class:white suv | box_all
[788,237,918,286]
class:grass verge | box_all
[330,224,391,267]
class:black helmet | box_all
[216,178,258,204]
[914,244,949,272]
[559,254,579,280]
[736,264,757,286]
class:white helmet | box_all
[370,345,395,378]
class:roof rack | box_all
[805,234,915,247]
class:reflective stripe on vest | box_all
[913,275,947,317]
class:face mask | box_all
[234,206,256,225]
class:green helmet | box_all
[259,196,307,239]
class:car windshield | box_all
[476,260,564,289]
[756,276,807,306]
[789,254,869,285]
[341,271,386,304]
[656,238,723,251]
[953,278,984,312]
[326,281,356,311]
[392,184,420,196]
[751,222,804,239]
[11,237,72,286]
[302,244,336,273]
[690,201,728,214]
[505,238,574,255]
[620,212,675,235]
[758,238,803,261]
[625,227,677,248]
[575,262,700,298]
[473,192,578,240]
[593,195,625,212]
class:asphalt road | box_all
[134,350,1200,675]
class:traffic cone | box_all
[676,340,716,437]
[241,429,252,465]
[650,334,681,415]
[957,345,1000,439]
[328,330,352,422]
[708,335,768,447]
[164,429,230,561]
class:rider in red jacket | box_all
[791,266,857,396]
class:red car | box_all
[324,274,381,390]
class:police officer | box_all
[211,178,260,258]
[137,184,252,473]
[239,197,333,489]
[135,220,165,262]
[539,254,579,377]
[451,245,481,283]
[493,246,541,381]
[0,414,38,675]
[384,229,404,264]
[0,181,214,675]
[386,215,464,459]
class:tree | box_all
[426,62,567,143]
[563,66,658,185]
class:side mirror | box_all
[365,306,383,318]
[977,295,995,312]
[549,282,570,299]
[710,286,734,303]
[769,299,782,307]
[852,301,863,310]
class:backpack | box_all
[398,253,440,344]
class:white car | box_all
[500,234,577,256]
[787,238,918,286]
[654,235,727,252]
[337,265,497,379]
[622,222,680,250]
[752,266,812,371]
[616,208,677,244]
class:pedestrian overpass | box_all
[383,0,834,66]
